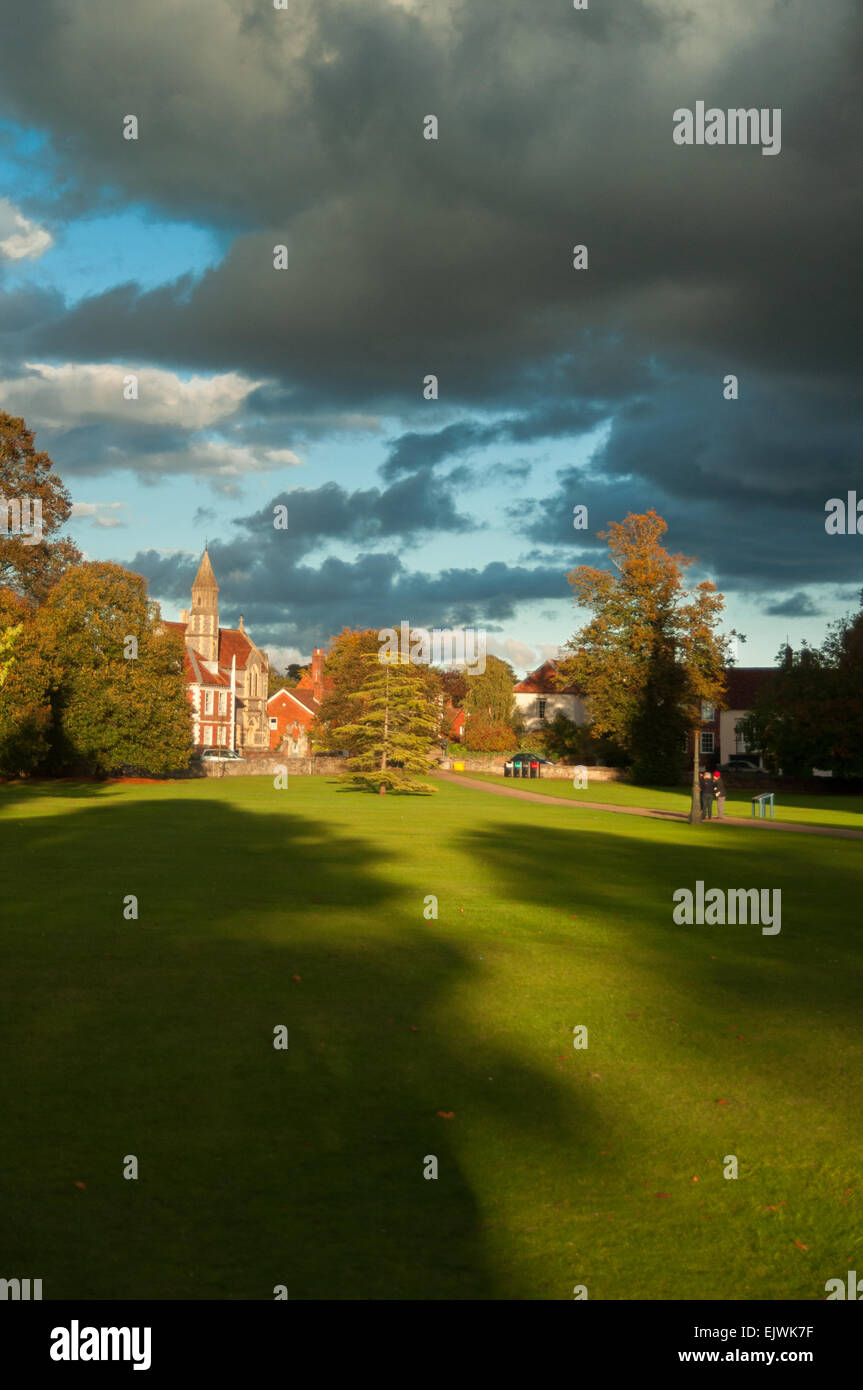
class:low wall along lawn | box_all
[442,757,628,781]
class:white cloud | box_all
[70,501,128,528]
[0,362,264,429]
[0,198,53,260]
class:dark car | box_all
[718,758,767,774]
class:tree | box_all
[557,511,730,812]
[0,586,53,773]
[461,715,515,752]
[463,655,517,722]
[269,664,306,692]
[542,711,627,766]
[336,652,439,793]
[676,580,729,822]
[0,413,81,602]
[36,562,193,774]
[313,628,383,751]
[739,594,863,778]
[437,667,468,708]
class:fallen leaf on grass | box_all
[74,1181,86,1190]
[794,1240,809,1251]
[437,1111,455,1119]
[292,975,302,982]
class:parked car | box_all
[718,758,766,774]
[201,748,245,762]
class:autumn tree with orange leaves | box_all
[557,511,730,820]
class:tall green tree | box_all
[739,594,863,777]
[36,562,193,774]
[312,628,382,751]
[0,586,53,773]
[462,654,517,748]
[557,511,730,811]
[0,413,81,602]
[336,652,439,794]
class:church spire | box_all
[192,547,219,595]
[187,548,220,663]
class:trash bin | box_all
[504,761,513,778]
[530,760,540,779]
[453,761,465,772]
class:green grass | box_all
[1,775,861,1299]
[459,771,863,830]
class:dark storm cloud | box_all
[4,0,860,406]
[233,470,474,557]
[3,0,863,606]
[131,538,567,652]
[762,592,822,619]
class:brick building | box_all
[164,549,270,754]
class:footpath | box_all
[435,771,863,841]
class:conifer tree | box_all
[336,651,439,794]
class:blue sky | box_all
[1,2,859,671]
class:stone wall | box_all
[201,755,346,777]
[441,757,629,782]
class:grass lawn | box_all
[459,771,863,831]
[1,774,860,1300]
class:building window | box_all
[269,717,278,729]
[701,701,715,721]
[204,725,214,746]
[700,731,714,754]
[735,721,749,753]
[218,691,227,715]
[538,698,547,719]
[204,689,214,714]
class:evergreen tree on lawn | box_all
[337,652,439,794]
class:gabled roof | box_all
[268,686,318,713]
[514,659,584,696]
[218,628,256,668]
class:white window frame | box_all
[700,731,714,754]
[701,701,715,721]
[218,690,227,715]
[204,689,214,715]
[204,725,214,746]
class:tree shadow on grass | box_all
[0,787,603,1301]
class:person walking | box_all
[699,766,713,820]
[712,768,726,819]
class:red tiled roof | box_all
[268,686,319,714]
[218,628,255,667]
[514,659,584,696]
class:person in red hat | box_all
[712,768,726,819]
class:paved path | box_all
[435,771,863,840]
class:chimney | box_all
[238,616,245,633]
[180,609,189,624]
[312,646,324,701]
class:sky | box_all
[0,0,861,674]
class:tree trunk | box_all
[689,726,702,823]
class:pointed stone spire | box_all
[192,547,219,595]
[187,548,219,663]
